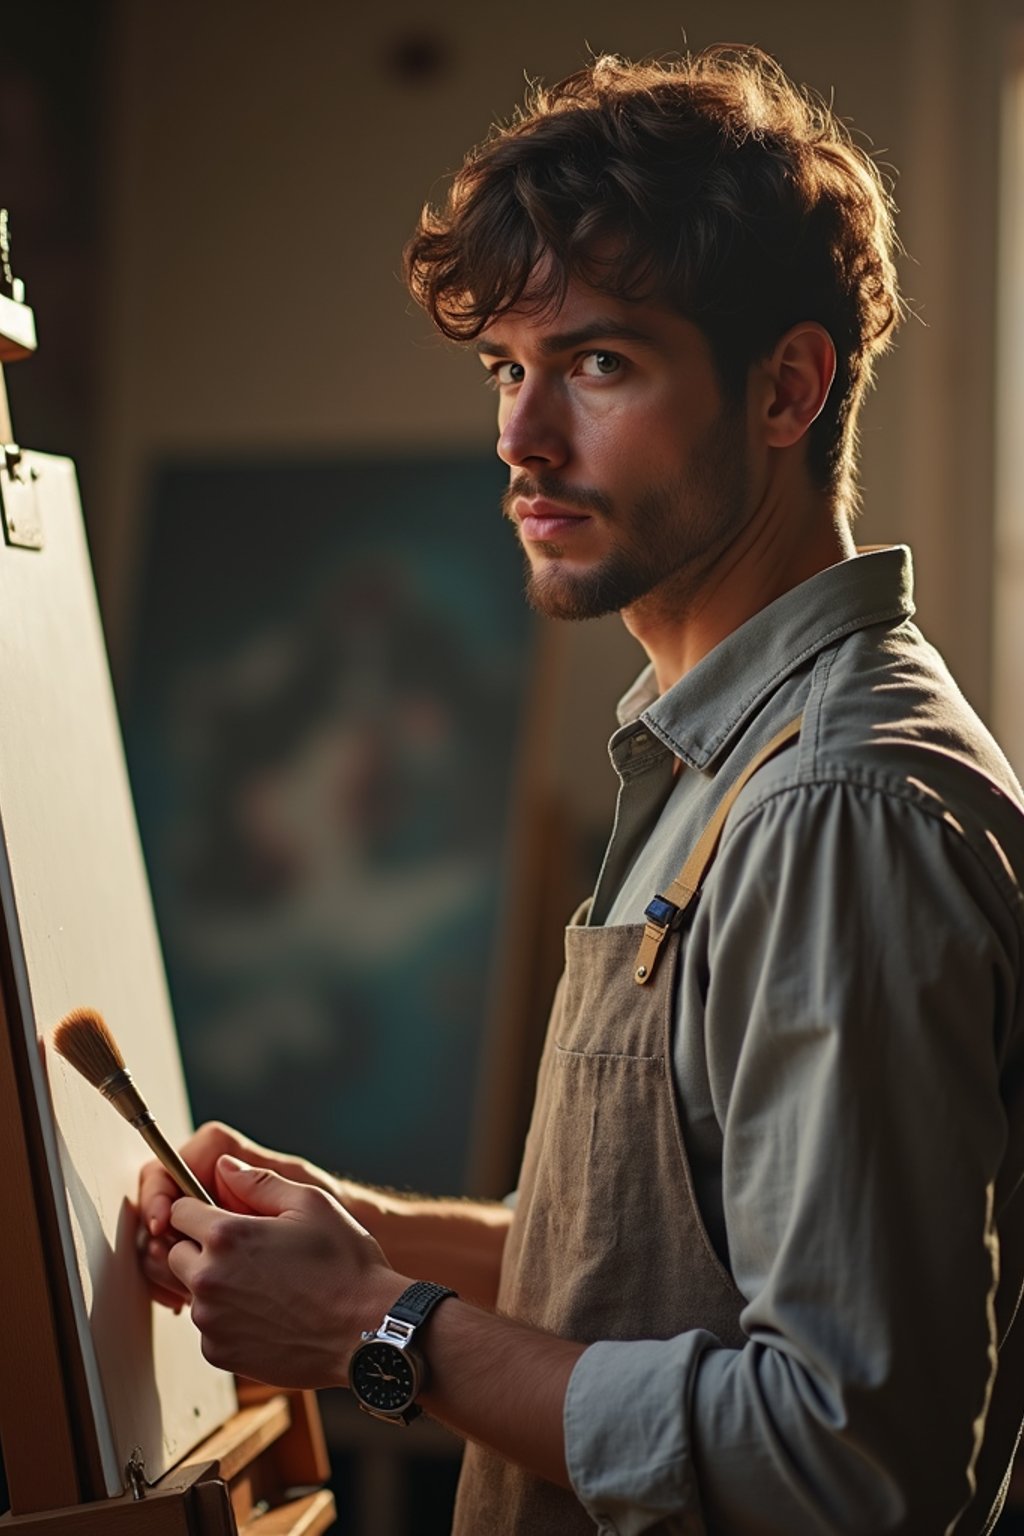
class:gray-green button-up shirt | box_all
[563,547,1024,1534]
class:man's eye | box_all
[488,361,525,387]
[580,352,621,377]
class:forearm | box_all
[337,1182,512,1309]
[418,1294,584,1488]
[337,1189,583,1481]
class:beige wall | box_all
[96,0,1018,807]
[995,19,1024,774]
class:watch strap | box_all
[387,1280,457,1330]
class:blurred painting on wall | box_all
[123,454,534,1195]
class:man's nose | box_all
[496,382,569,470]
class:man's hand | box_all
[138,1119,511,1313]
[138,1120,343,1309]
[166,1156,408,1388]
[146,1148,577,1484]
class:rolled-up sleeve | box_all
[564,777,1018,1535]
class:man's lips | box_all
[514,497,594,542]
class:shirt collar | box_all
[615,546,916,770]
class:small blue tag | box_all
[644,894,679,928]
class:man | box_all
[140,46,1024,1534]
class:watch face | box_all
[351,1341,418,1413]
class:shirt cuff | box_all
[564,1334,716,1535]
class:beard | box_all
[503,403,751,623]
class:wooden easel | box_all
[0,224,336,1535]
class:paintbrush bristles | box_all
[52,1007,214,1204]
[52,1007,127,1087]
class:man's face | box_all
[477,276,754,623]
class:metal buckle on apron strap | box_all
[631,713,805,988]
[634,894,689,985]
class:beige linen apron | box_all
[453,719,801,1534]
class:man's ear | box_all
[754,324,837,448]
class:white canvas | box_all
[0,451,236,1494]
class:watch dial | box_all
[352,1342,417,1411]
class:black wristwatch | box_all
[348,1280,457,1425]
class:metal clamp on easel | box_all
[0,209,43,550]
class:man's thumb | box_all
[214,1155,297,1215]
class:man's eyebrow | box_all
[475,319,661,358]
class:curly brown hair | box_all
[405,47,903,511]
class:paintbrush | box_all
[52,1007,214,1205]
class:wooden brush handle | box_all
[102,1072,214,1205]
[137,1120,215,1205]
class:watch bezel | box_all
[349,1282,456,1426]
[349,1333,425,1424]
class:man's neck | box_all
[622,487,855,696]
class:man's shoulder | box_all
[808,619,1020,843]
[812,617,1018,792]
[736,614,1020,808]
[722,618,1024,916]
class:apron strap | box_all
[633,713,803,986]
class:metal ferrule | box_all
[98,1069,152,1127]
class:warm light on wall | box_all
[993,32,1024,778]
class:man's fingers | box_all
[169,1195,222,1242]
[210,1158,262,1215]
[138,1123,243,1230]
[138,1160,177,1235]
[146,1189,174,1237]
[166,1235,203,1291]
[150,1279,188,1313]
[139,1231,190,1312]
[213,1156,317,1217]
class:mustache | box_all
[501,474,613,520]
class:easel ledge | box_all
[0,1389,335,1535]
